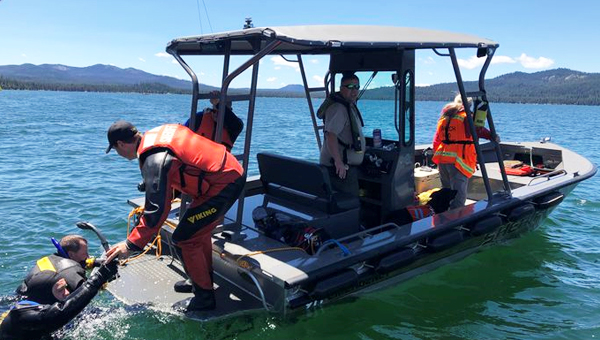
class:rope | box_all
[123,206,163,264]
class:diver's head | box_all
[60,235,89,266]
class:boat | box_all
[105,25,597,320]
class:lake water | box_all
[1,90,599,340]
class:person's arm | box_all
[5,263,118,336]
[126,151,175,250]
[325,131,347,179]
[323,104,349,179]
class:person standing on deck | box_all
[319,72,365,196]
[432,94,499,209]
[184,90,244,152]
[104,121,245,312]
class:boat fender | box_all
[375,248,416,274]
[469,215,503,236]
[507,203,535,222]
[310,269,358,299]
[533,192,564,210]
[426,229,464,252]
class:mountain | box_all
[0,63,217,92]
[1,63,599,105]
[399,68,600,105]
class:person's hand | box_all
[89,261,119,288]
[105,242,130,264]
[334,159,347,179]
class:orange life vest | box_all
[406,205,434,221]
[196,113,235,152]
[137,124,242,198]
[432,110,477,178]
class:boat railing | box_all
[314,222,404,257]
[528,169,568,186]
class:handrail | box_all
[238,268,271,311]
[528,169,568,186]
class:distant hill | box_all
[391,68,600,105]
[1,63,599,105]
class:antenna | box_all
[243,17,254,29]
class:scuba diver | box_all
[0,260,118,340]
[0,234,114,339]
[15,235,102,303]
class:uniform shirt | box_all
[319,102,365,166]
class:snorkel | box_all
[51,237,70,259]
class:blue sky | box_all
[1,0,598,89]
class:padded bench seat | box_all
[256,152,361,238]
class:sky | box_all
[1,0,599,89]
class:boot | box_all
[174,278,193,293]
[187,285,216,312]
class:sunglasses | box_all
[342,84,360,90]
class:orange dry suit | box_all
[432,109,491,178]
[126,124,245,290]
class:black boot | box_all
[174,278,193,293]
[187,285,216,312]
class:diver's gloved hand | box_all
[85,257,105,269]
[89,261,119,288]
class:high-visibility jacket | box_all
[432,110,477,178]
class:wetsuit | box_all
[127,124,245,291]
[16,254,86,304]
[0,263,118,340]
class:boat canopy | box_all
[167,25,499,56]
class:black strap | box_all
[179,164,187,188]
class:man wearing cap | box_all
[104,121,245,312]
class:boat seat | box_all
[257,152,360,238]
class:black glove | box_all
[89,261,119,288]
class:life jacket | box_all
[137,124,242,198]
[406,205,435,221]
[16,255,85,304]
[503,160,535,176]
[317,92,364,152]
[193,112,236,152]
[432,110,477,178]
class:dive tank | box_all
[474,101,488,127]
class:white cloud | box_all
[274,66,281,70]
[271,56,299,71]
[516,53,554,69]
[310,59,319,64]
[458,53,553,70]
[313,75,324,85]
[491,55,517,65]
[155,52,171,58]
[267,77,277,82]
[138,57,146,62]
[21,53,27,58]
[171,59,178,64]
[280,82,287,87]
[457,55,485,70]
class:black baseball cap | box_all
[105,120,138,153]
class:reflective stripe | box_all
[36,256,56,273]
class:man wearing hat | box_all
[104,121,245,312]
